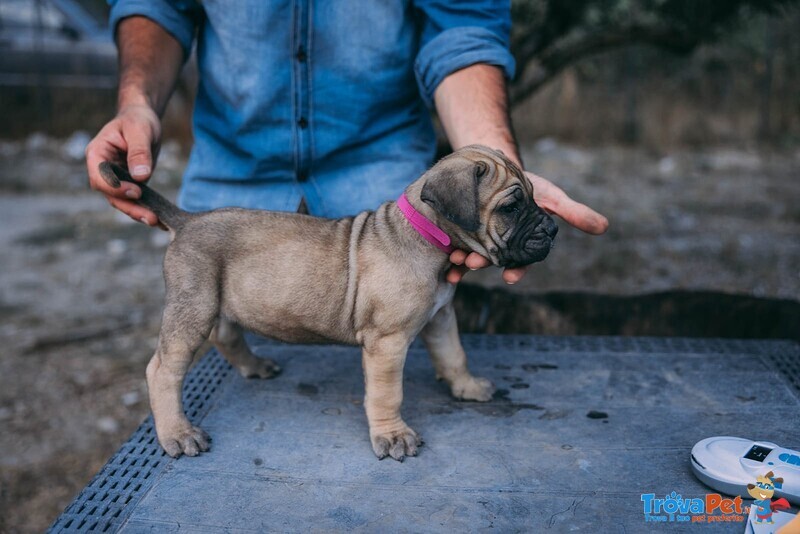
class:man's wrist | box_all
[434,64,523,168]
[479,138,521,168]
[452,137,522,169]
[117,85,154,114]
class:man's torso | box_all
[180,0,435,216]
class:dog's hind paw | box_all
[370,426,423,462]
[158,424,211,458]
[237,357,281,379]
[451,376,495,402]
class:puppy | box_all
[99,145,557,461]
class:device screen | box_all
[743,444,773,462]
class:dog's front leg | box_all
[361,334,421,461]
[421,302,495,402]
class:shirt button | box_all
[298,117,308,129]
[297,171,308,182]
[296,46,307,62]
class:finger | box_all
[86,142,142,199]
[464,253,490,270]
[107,196,158,226]
[535,187,608,235]
[526,171,609,235]
[548,194,609,235]
[124,127,154,181]
[502,266,528,285]
[449,249,468,265]
[446,265,469,284]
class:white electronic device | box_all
[691,436,800,505]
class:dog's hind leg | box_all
[421,302,495,402]
[147,257,218,458]
[210,317,281,379]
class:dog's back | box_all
[99,161,371,345]
[178,208,364,345]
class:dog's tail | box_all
[98,161,191,231]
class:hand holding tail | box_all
[99,162,189,231]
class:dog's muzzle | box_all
[500,211,558,267]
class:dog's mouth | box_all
[500,236,553,268]
[524,233,554,259]
[497,215,558,268]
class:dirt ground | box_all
[0,135,798,532]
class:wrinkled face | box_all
[420,145,558,268]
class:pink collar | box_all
[397,193,454,254]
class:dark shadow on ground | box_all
[454,284,800,341]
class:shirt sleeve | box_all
[108,0,202,60]
[412,0,515,108]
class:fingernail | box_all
[125,189,139,199]
[140,217,150,226]
[132,165,150,177]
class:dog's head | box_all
[747,471,784,501]
[417,145,557,268]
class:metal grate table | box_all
[51,336,800,532]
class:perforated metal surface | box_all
[49,352,232,532]
[50,336,799,533]
[762,340,800,394]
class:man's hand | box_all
[86,104,162,225]
[445,170,609,284]
[86,15,184,226]
[433,63,608,284]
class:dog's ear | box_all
[420,161,487,231]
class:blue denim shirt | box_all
[109,0,514,217]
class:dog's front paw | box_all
[158,423,211,458]
[451,376,495,402]
[237,357,281,379]
[370,425,423,462]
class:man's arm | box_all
[116,16,185,118]
[434,64,519,165]
[434,63,609,284]
[85,16,185,225]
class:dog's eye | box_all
[500,202,520,214]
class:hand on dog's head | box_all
[419,145,557,268]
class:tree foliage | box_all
[510,0,798,105]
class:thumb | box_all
[124,127,154,181]
[549,195,609,235]
[526,171,609,235]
